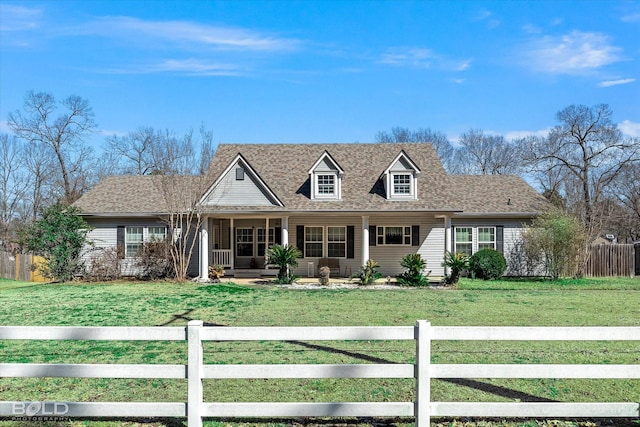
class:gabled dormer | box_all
[200,154,283,207]
[308,151,344,200]
[382,150,420,200]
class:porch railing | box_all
[211,249,232,267]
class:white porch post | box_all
[444,215,452,275]
[199,217,209,281]
[281,216,289,246]
[362,215,369,266]
[229,217,235,272]
[264,217,270,267]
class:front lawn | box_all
[0,276,638,427]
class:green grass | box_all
[0,276,639,427]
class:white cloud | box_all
[524,31,622,74]
[73,16,301,52]
[503,128,551,140]
[378,48,435,68]
[0,4,42,32]
[473,9,500,29]
[619,120,640,138]
[598,78,636,87]
[621,12,640,22]
[99,59,243,76]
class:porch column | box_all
[444,215,452,275]
[362,215,369,266]
[281,216,289,246]
[264,217,270,267]
[229,217,235,272]
[199,218,209,281]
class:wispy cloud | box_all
[598,78,636,87]
[0,3,42,32]
[524,31,622,75]
[473,9,500,29]
[619,120,640,138]
[71,16,301,52]
[378,47,471,72]
[503,128,552,140]
[98,59,243,76]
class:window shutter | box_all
[274,227,282,245]
[451,226,455,254]
[296,225,305,257]
[347,225,355,259]
[369,225,376,246]
[496,225,504,254]
[412,225,420,246]
[116,226,125,259]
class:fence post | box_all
[187,320,204,427]
[415,320,431,426]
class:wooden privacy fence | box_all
[1,321,639,425]
[586,244,636,277]
[0,251,47,282]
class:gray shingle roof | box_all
[75,142,550,216]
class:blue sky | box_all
[1,0,639,149]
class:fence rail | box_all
[1,322,639,425]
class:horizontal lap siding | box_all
[369,216,443,277]
[289,216,362,277]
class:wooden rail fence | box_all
[1,321,639,425]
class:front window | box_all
[327,226,346,258]
[317,174,335,195]
[478,227,496,250]
[148,226,167,242]
[126,227,144,257]
[392,174,412,195]
[377,226,411,245]
[305,226,324,257]
[257,228,275,257]
[455,227,473,256]
[236,228,254,257]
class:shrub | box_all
[85,247,121,282]
[442,251,469,286]
[266,244,302,284]
[469,248,506,280]
[397,253,430,287]
[134,239,174,280]
[208,264,225,282]
[319,266,330,285]
[355,259,382,285]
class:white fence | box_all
[1,321,639,425]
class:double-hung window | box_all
[236,228,254,257]
[455,227,473,256]
[148,226,167,242]
[377,226,411,245]
[257,228,275,257]
[305,226,324,257]
[392,174,412,195]
[317,175,335,196]
[478,227,496,250]
[327,226,346,258]
[125,227,144,257]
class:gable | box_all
[200,156,282,207]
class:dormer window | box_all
[317,174,336,195]
[308,151,343,200]
[383,151,420,200]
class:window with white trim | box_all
[478,227,496,250]
[257,228,275,257]
[148,226,167,242]
[377,226,412,245]
[305,226,324,257]
[317,175,336,195]
[455,227,473,256]
[327,226,346,258]
[392,173,412,195]
[236,228,254,257]
[125,227,144,257]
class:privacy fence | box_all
[586,243,638,277]
[1,321,639,425]
[0,251,46,282]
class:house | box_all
[74,142,550,279]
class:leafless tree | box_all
[607,160,640,242]
[7,91,98,204]
[0,134,28,246]
[453,129,523,175]
[21,140,57,222]
[375,126,455,172]
[523,104,640,230]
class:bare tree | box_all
[375,126,455,172]
[453,129,523,175]
[523,104,640,229]
[104,124,216,176]
[21,140,57,222]
[8,91,98,204]
[607,160,640,242]
[0,134,28,247]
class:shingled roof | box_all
[75,142,549,216]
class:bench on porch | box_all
[318,258,340,277]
